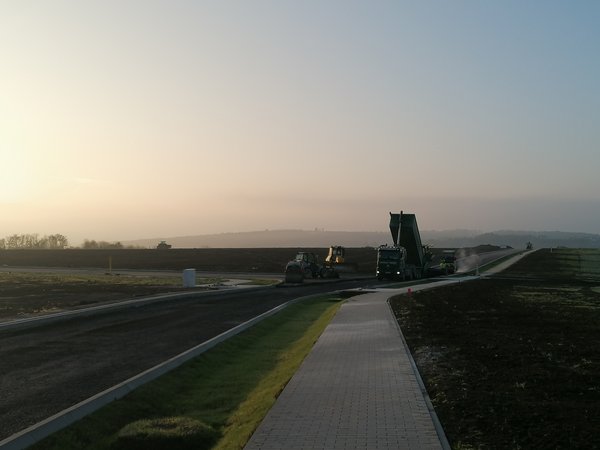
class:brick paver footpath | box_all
[245,282,456,450]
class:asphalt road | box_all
[455,248,520,273]
[0,278,381,441]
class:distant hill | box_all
[124,230,389,249]
[423,230,600,249]
[123,229,600,249]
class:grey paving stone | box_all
[245,283,454,450]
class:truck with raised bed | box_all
[376,212,431,281]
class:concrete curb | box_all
[387,299,451,450]
[0,292,326,450]
[374,251,533,450]
[276,275,374,288]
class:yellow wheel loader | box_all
[325,246,358,273]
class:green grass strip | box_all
[32,295,343,450]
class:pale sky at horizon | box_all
[2,1,599,245]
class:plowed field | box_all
[390,249,600,449]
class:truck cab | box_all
[376,245,409,280]
[439,253,456,274]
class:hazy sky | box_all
[2,1,599,244]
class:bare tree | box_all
[82,239,123,249]
[82,239,99,249]
[6,234,21,249]
[2,233,69,249]
[45,234,68,249]
[53,234,69,249]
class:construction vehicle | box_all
[439,250,456,275]
[284,251,338,283]
[284,246,359,283]
[376,212,431,281]
[325,246,358,273]
[284,252,312,283]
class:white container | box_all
[182,268,196,288]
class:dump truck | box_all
[376,212,431,281]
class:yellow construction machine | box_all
[324,246,358,273]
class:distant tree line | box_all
[82,239,128,249]
[0,233,69,249]
[0,234,144,250]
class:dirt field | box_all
[0,247,379,273]
[0,272,209,321]
[0,248,377,321]
[0,245,474,275]
[390,248,600,449]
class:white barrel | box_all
[182,268,196,288]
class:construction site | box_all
[0,212,597,450]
